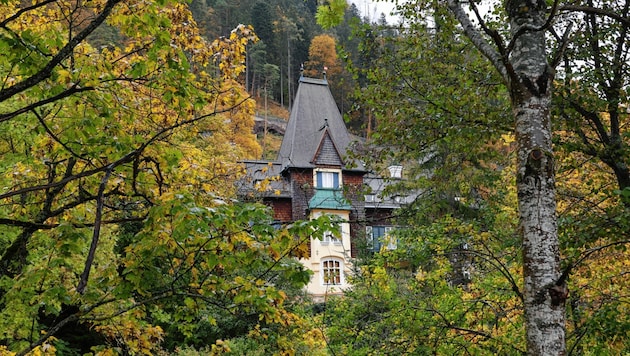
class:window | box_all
[322,259,343,285]
[316,171,340,189]
[322,226,342,244]
[366,226,396,252]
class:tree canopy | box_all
[0,1,330,354]
[317,0,630,355]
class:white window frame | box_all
[366,226,397,251]
[314,168,342,189]
[322,225,342,245]
[321,258,344,285]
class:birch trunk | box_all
[507,0,566,354]
[447,0,567,353]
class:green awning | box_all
[309,189,352,210]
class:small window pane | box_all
[367,226,396,251]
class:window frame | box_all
[366,225,396,252]
[322,225,342,245]
[321,258,344,285]
[314,169,341,189]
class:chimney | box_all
[388,165,403,179]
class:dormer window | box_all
[315,169,340,189]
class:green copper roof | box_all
[309,189,352,210]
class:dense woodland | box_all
[0,0,629,355]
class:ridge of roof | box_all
[299,77,328,85]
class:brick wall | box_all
[288,169,314,256]
[365,208,396,226]
[289,169,313,221]
[271,199,293,222]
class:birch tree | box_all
[445,1,565,353]
[319,0,565,354]
[317,0,630,354]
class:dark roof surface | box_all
[237,161,291,198]
[278,77,363,171]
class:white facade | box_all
[302,209,353,299]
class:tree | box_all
[449,0,564,351]
[317,0,570,354]
[553,1,630,194]
[251,1,277,56]
[318,0,630,354]
[305,34,341,78]
[0,1,321,354]
[274,15,302,109]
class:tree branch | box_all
[446,0,508,82]
[505,0,561,56]
[559,5,630,27]
[0,0,122,103]
[77,165,113,294]
[32,108,85,159]
[550,22,573,69]
[0,84,95,123]
[0,0,58,28]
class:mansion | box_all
[239,76,407,299]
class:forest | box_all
[0,0,629,355]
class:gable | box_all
[313,130,343,166]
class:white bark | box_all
[515,95,565,356]
[510,1,565,354]
[448,0,567,354]
[446,0,508,81]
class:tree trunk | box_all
[507,0,566,354]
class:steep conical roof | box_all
[278,77,363,171]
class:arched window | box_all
[321,258,343,285]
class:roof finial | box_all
[318,118,329,131]
[323,66,328,81]
[300,63,304,78]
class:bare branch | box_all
[556,239,630,286]
[446,0,508,81]
[32,108,85,159]
[77,166,113,294]
[560,5,630,27]
[0,85,95,123]
[0,0,58,28]
[0,216,146,230]
[550,22,573,69]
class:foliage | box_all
[553,0,630,192]
[324,150,528,354]
[0,1,324,354]
[319,0,630,354]
[305,34,341,79]
[315,0,347,30]
[347,1,511,215]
